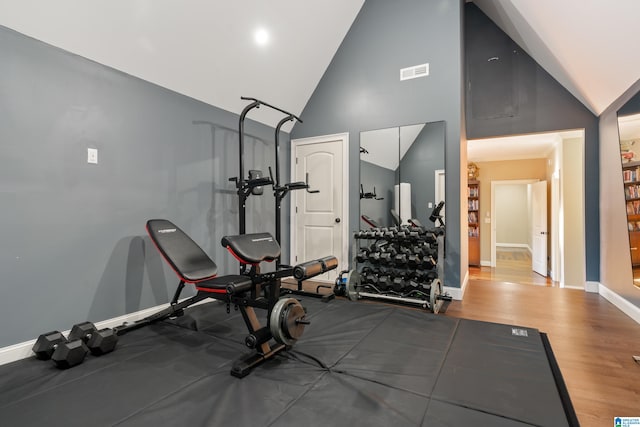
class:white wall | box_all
[562,137,586,288]
[495,184,529,246]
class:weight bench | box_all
[114,219,337,378]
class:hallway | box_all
[471,247,553,286]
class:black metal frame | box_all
[113,265,302,378]
[228,96,335,302]
[231,97,302,236]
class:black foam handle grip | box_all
[293,256,338,280]
[318,256,338,272]
[293,260,323,280]
[226,281,253,294]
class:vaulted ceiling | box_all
[1,0,639,131]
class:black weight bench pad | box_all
[146,219,218,283]
[146,220,275,294]
[221,233,280,265]
[195,275,253,293]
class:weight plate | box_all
[430,279,443,314]
[346,269,360,301]
[269,298,306,346]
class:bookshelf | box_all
[468,180,480,266]
[623,161,640,267]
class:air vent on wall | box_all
[400,63,429,81]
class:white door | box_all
[291,133,348,282]
[531,181,548,276]
[434,169,445,223]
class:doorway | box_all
[467,130,586,288]
[290,133,349,282]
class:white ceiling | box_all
[0,0,365,131]
[1,0,639,131]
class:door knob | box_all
[335,218,341,223]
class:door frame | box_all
[289,132,349,274]
[490,179,538,268]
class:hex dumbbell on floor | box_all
[68,321,118,356]
[32,331,88,369]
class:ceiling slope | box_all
[2,1,639,122]
[0,0,364,130]
[473,0,640,115]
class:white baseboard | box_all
[480,260,492,267]
[598,284,640,326]
[444,270,468,301]
[495,243,530,249]
[584,281,599,293]
[0,298,212,367]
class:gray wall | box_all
[398,121,446,226]
[291,0,464,287]
[0,26,281,347]
[464,3,600,281]
[600,79,640,309]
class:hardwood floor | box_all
[286,259,640,426]
[491,247,553,286]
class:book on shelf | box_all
[627,200,640,215]
[623,166,640,183]
[626,184,640,199]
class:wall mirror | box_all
[359,121,445,230]
[617,94,640,288]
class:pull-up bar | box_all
[235,97,302,236]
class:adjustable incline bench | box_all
[114,219,337,378]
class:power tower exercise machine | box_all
[231,97,336,300]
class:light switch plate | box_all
[88,148,98,164]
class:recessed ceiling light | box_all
[255,28,269,46]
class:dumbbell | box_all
[391,277,406,292]
[407,254,421,268]
[368,251,382,264]
[379,252,393,264]
[68,321,118,356]
[356,248,370,263]
[421,231,437,244]
[364,274,378,287]
[384,245,399,256]
[407,231,420,242]
[394,253,408,266]
[421,256,437,270]
[377,275,391,291]
[32,331,88,369]
[418,244,436,256]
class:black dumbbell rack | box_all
[349,223,447,312]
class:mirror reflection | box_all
[359,121,445,230]
[618,112,640,288]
